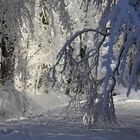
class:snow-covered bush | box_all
[0,86,29,120]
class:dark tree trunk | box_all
[0,36,15,86]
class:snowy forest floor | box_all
[0,87,140,140]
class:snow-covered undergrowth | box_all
[0,86,29,121]
[0,86,69,121]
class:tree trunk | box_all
[0,36,15,86]
[83,94,117,128]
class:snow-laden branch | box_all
[47,27,118,128]
[47,0,140,129]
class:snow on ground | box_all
[0,86,140,140]
[28,88,70,115]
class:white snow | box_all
[0,86,139,140]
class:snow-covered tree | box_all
[0,0,140,128]
[0,0,34,119]
[0,0,34,86]
[47,0,140,128]
[0,0,97,118]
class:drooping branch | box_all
[46,27,119,128]
[47,28,109,89]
